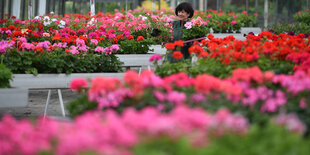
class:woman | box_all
[168,2,194,62]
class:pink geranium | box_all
[69,46,79,55]
[70,78,88,91]
[149,54,162,62]
[231,20,237,25]
[94,46,104,53]
[110,44,120,52]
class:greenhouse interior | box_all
[1,0,310,155]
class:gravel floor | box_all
[0,89,79,119]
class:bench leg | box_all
[138,67,142,75]
[44,89,52,118]
[58,89,66,117]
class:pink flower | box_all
[70,78,88,91]
[166,91,187,105]
[274,113,306,135]
[299,98,307,109]
[43,33,50,37]
[190,93,206,104]
[94,46,104,53]
[74,18,80,23]
[184,22,192,29]
[110,44,119,52]
[154,90,165,102]
[21,42,35,51]
[231,20,237,25]
[149,54,162,62]
[69,46,79,55]
[90,39,98,46]
[103,47,111,54]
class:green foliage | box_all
[133,123,310,155]
[203,123,310,155]
[66,94,98,118]
[294,10,310,24]
[155,59,191,77]
[267,23,310,35]
[268,10,310,35]
[155,55,295,78]
[118,39,154,54]
[3,50,123,75]
[182,24,209,41]
[0,63,13,88]
[133,136,195,155]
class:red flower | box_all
[2,19,8,23]
[207,34,214,40]
[174,40,184,47]
[116,34,124,40]
[137,36,145,41]
[172,51,183,59]
[223,57,230,65]
[198,51,209,58]
[110,38,118,44]
[52,34,62,41]
[33,34,40,37]
[127,35,134,40]
[188,44,204,55]
[165,43,176,50]
[8,25,15,30]
[79,35,89,45]
[34,46,43,52]
[36,24,44,30]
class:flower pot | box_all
[0,87,28,108]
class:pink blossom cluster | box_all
[0,106,248,155]
[241,84,287,112]
[0,40,14,53]
[274,113,306,135]
[70,67,309,114]
[94,44,119,54]
[149,54,163,62]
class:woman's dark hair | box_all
[175,2,194,18]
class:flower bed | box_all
[155,32,309,78]
[66,67,310,132]
[0,106,308,155]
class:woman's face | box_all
[177,10,190,21]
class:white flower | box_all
[58,20,66,28]
[34,16,41,20]
[87,18,97,26]
[184,22,192,29]
[43,21,51,26]
[51,18,57,22]
[43,16,50,21]
[139,15,148,21]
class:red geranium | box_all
[137,36,145,41]
[127,35,134,40]
[172,51,183,59]
[174,40,184,47]
[165,43,175,50]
